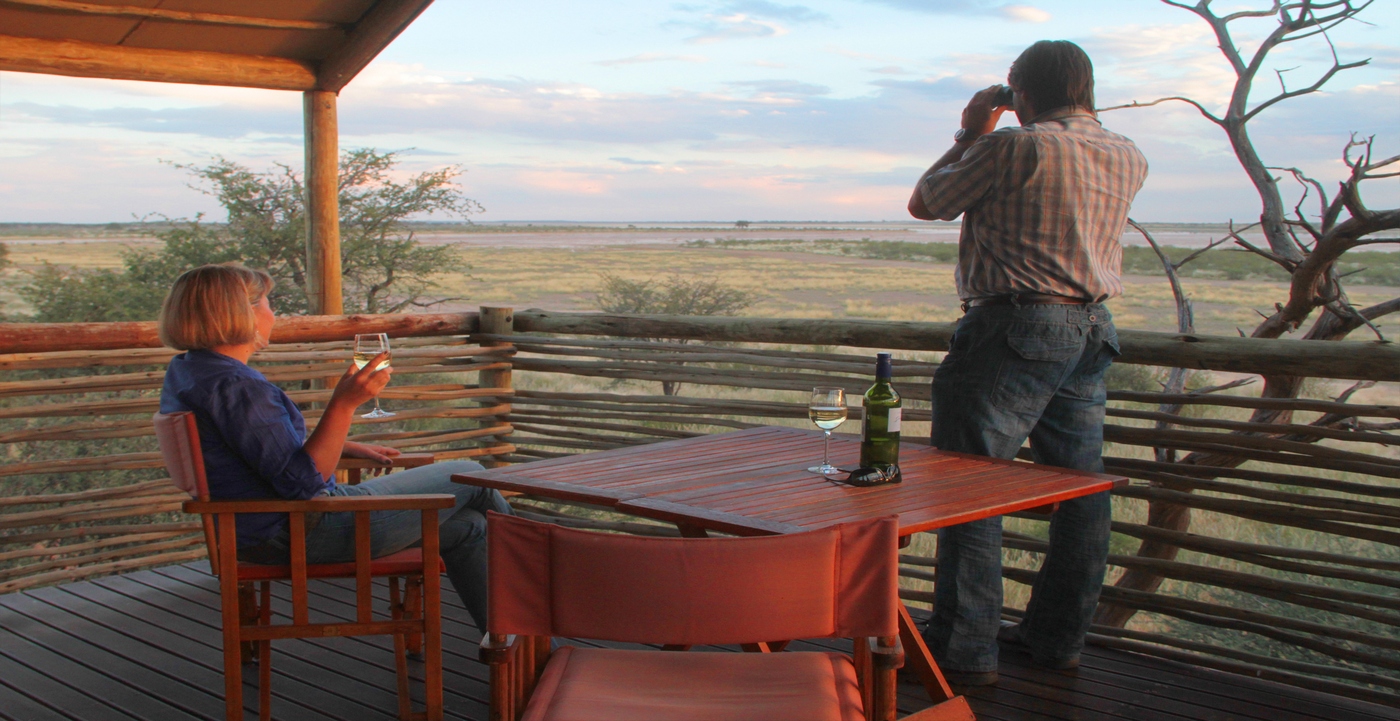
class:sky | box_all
[0,0,1397,224]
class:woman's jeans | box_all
[924,303,1119,672]
[248,460,512,632]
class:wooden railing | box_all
[2,309,1397,705]
[0,310,516,593]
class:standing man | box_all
[907,40,1147,685]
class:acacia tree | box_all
[1095,0,1400,627]
[595,273,755,395]
[17,149,478,321]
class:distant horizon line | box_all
[0,219,1268,228]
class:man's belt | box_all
[963,293,1094,309]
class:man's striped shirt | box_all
[917,107,1148,302]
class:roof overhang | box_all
[0,0,435,92]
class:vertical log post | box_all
[304,90,342,316]
[477,306,514,467]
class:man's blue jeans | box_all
[923,303,1119,672]
[256,460,512,632]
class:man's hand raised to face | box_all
[959,85,1013,142]
[909,84,1017,220]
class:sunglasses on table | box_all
[822,465,902,487]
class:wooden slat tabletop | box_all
[454,426,1126,536]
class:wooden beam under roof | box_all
[0,33,317,90]
[0,0,345,31]
[317,0,435,92]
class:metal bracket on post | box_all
[477,306,514,467]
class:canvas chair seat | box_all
[481,513,906,721]
[521,646,866,721]
[237,547,446,581]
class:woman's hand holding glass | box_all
[354,333,396,418]
[331,349,392,411]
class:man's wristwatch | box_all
[953,128,978,143]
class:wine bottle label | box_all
[888,407,902,433]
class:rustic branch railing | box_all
[2,309,1397,704]
[0,311,515,594]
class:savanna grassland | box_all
[5,225,1399,340]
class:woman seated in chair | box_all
[157,263,512,631]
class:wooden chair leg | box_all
[259,582,272,721]
[221,578,245,721]
[488,636,515,721]
[239,583,258,664]
[871,666,898,721]
[853,637,873,720]
[405,576,424,657]
[898,604,954,702]
[223,630,243,721]
[389,577,413,720]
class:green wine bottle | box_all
[860,352,901,474]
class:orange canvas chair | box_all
[154,410,452,721]
[481,512,915,721]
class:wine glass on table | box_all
[353,333,396,419]
[807,387,846,474]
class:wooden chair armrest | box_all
[184,494,455,515]
[866,635,904,671]
[337,453,435,470]
[479,633,520,664]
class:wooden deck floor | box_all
[0,562,1394,721]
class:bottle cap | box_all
[875,352,893,379]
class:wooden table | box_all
[452,426,1126,710]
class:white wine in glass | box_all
[807,387,847,474]
[353,333,395,419]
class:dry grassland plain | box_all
[4,228,1398,641]
[4,227,1398,339]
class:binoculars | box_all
[992,85,1014,107]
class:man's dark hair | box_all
[1008,40,1095,114]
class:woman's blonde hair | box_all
[158,264,275,351]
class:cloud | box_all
[1001,5,1050,23]
[5,50,1395,224]
[825,45,881,61]
[868,66,911,75]
[729,79,832,96]
[596,53,709,66]
[668,1,826,44]
[860,0,1048,19]
[722,0,829,23]
[1085,23,1238,110]
[682,13,788,43]
[1348,43,1400,70]
[7,102,301,140]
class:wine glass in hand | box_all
[807,387,847,474]
[353,333,395,419]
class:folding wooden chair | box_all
[154,411,452,721]
[481,512,924,721]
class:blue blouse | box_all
[160,349,332,548]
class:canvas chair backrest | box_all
[153,411,208,500]
[153,411,222,574]
[487,512,899,645]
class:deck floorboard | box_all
[0,561,1394,721]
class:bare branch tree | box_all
[1093,0,1400,629]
